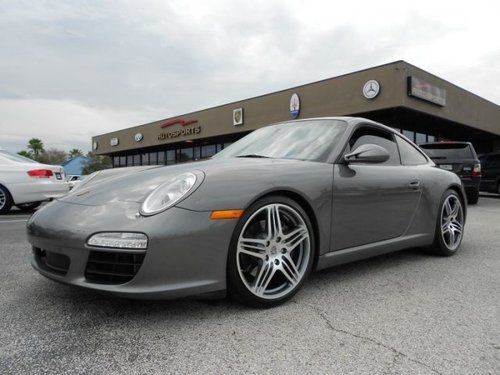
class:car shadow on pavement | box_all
[23,246,434,318]
[479,193,500,199]
[1,207,37,216]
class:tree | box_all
[82,152,112,175]
[68,148,83,158]
[17,150,34,159]
[37,148,68,165]
[27,138,44,160]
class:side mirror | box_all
[344,144,390,164]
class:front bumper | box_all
[27,200,237,299]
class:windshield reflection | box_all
[214,119,347,162]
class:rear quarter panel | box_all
[410,165,466,236]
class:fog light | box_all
[87,232,148,249]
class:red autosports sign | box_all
[160,118,198,128]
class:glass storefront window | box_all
[194,146,201,160]
[158,151,165,165]
[415,132,426,145]
[166,150,176,165]
[127,155,133,166]
[403,130,415,142]
[149,152,157,165]
[202,144,216,158]
[141,153,149,165]
[120,156,126,167]
[428,135,436,143]
[179,147,193,162]
[113,156,119,167]
[133,154,140,166]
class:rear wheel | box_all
[0,185,13,214]
[15,202,42,211]
[228,196,315,307]
[429,190,465,256]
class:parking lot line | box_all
[0,219,28,223]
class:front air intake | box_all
[84,250,145,284]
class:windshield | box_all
[420,143,474,159]
[214,119,347,162]
[0,150,38,163]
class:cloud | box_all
[0,98,162,153]
[0,0,498,153]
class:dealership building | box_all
[92,61,500,167]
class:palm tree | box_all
[17,150,34,159]
[27,138,44,160]
[68,148,83,158]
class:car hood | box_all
[58,158,302,207]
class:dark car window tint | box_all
[396,136,428,165]
[348,127,400,165]
[420,143,473,159]
[486,154,500,167]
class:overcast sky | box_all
[1,0,499,154]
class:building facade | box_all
[92,61,500,167]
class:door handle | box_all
[409,180,421,189]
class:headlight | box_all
[87,232,148,249]
[140,172,198,216]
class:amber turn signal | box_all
[210,210,244,220]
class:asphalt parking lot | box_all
[1,196,499,374]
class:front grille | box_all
[34,248,70,276]
[85,250,145,284]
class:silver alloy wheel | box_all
[440,195,464,251]
[236,203,311,300]
[0,188,5,210]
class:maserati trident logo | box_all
[363,80,380,99]
[290,93,300,119]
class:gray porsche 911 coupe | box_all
[28,117,466,307]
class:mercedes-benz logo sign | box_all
[362,80,380,99]
[134,133,143,142]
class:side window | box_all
[488,155,500,168]
[396,136,428,165]
[348,126,401,165]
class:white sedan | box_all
[0,149,69,214]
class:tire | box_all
[428,189,465,256]
[15,202,42,211]
[228,195,316,307]
[0,185,13,214]
[466,189,479,205]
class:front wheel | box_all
[228,196,315,307]
[429,190,465,256]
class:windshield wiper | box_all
[236,154,271,158]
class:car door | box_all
[481,154,500,191]
[331,125,422,250]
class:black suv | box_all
[479,152,500,195]
[420,142,481,204]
